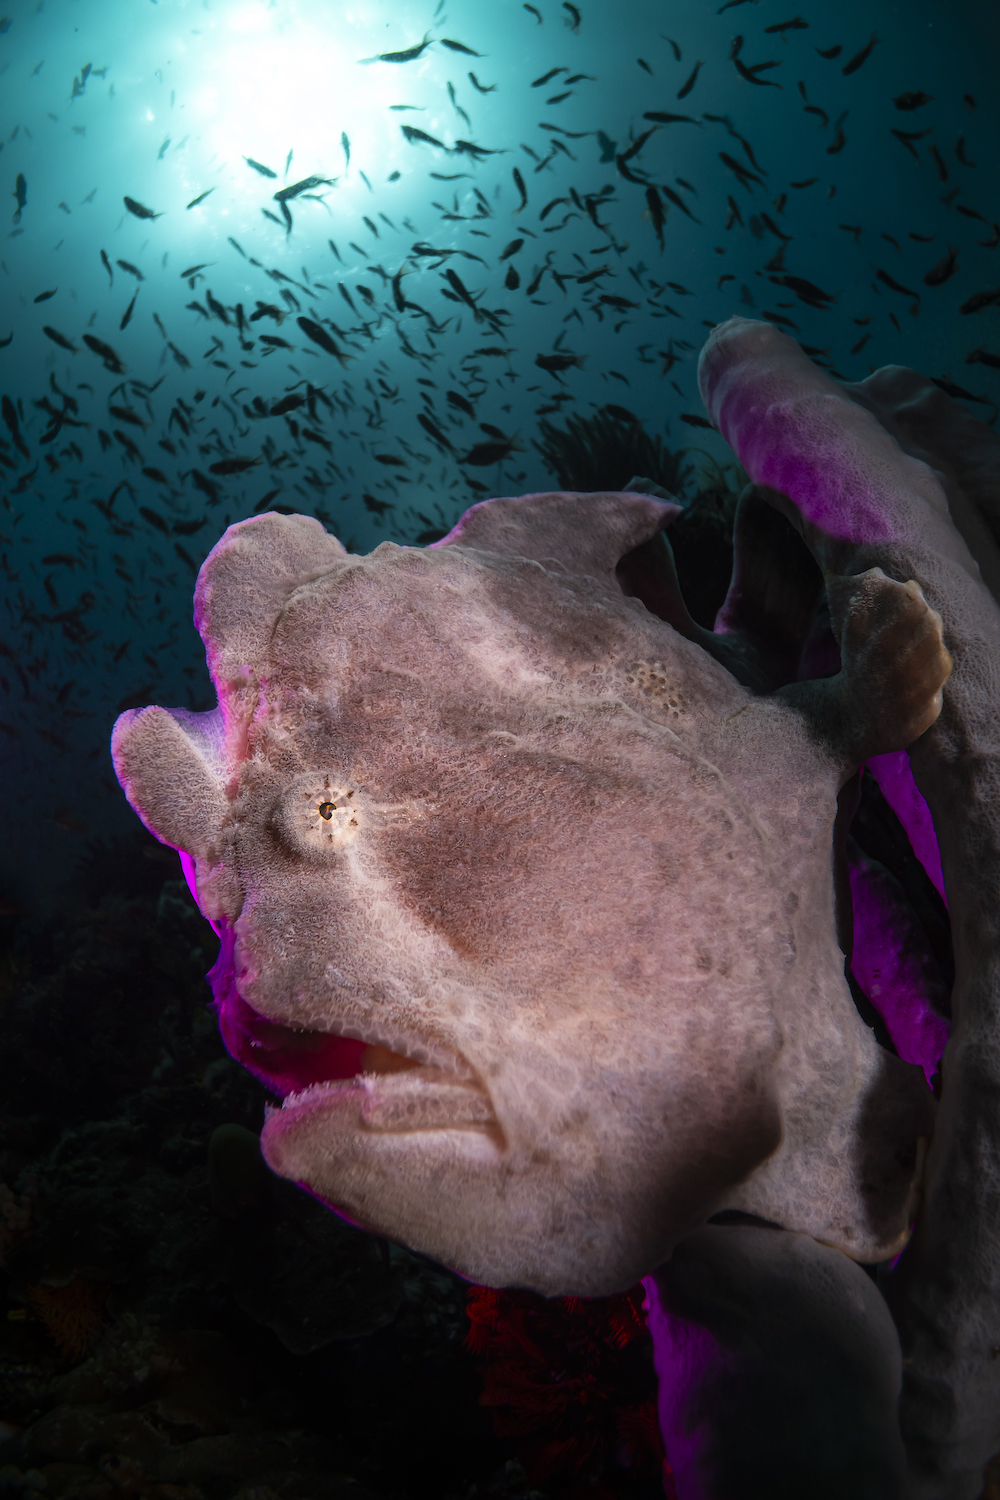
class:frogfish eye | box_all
[273,775,364,858]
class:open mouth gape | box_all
[224,986,500,1137]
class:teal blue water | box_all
[1,0,997,902]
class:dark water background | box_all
[1,0,998,905]
[0,0,998,1495]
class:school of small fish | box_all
[0,0,996,868]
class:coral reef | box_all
[0,877,515,1498]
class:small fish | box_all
[731,38,782,87]
[402,125,447,150]
[719,151,765,189]
[375,452,408,467]
[964,94,977,109]
[642,111,698,124]
[0,332,12,349]
[100,249,114,284]
[123,196,162,220]
[955,138,975,167]
[274,175,336,203]
[157,137,171,160]
[462,437,517,465]
[116,259,144,280]
[245,156,277,177]
[469,71,496,93]
[361,32,433,64]
[2,395,28,455]
[444,267,481,315]
[270,393,307,416]
[252,489,284,514]
[120,289,139,330]
[209,455,261,476]
[842,32,878,75]
[42,325,77,352]
[140,505,170,533]
[605,404,639,422]
[959,287,1000,315]
[285,150,294,176]
[512,166,528,213]
[524,3,542,21]
[535,350,586,376]
[890,127,931,159]
[876,268,920,299]
[532,68,567,87]
[447,80,472,127]
[453,139,504,160]
[966,347,1000,371]
[815,44,842,58]
[920,245,958,287]
[893,91,932,110]
[679,413,714,428]
[173,517,207,535]
[645,185,666,248]
[186,187,215,208]
[505,265,520,289]
[297,315,349,364]
[929,377,993,406]
[677,60,703,98]
[418,412,455,449]
[927,144,949,183]
[764,16,808,33]
[663,37,682,61]
[181,262,211,279]
[446,390,476,418]
[83,333,126,372]
[12,172,26,223]
[637,59,653,75]
[33,288,57,303]
[341,131,350,170]
[441,38,482,55]
[770,273,835,307]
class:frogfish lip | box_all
[218,984,499,1136]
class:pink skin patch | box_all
[866,751,947,907]
[847,844,950,1088]
[643,1272,737,1496]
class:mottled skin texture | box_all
[112,483,946,1301]
[659,316,1000,1500]
[110,319,986,1497]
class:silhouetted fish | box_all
[123,196,162,220]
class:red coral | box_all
[466,1282,669,1496]
[26,1277,105,1361]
